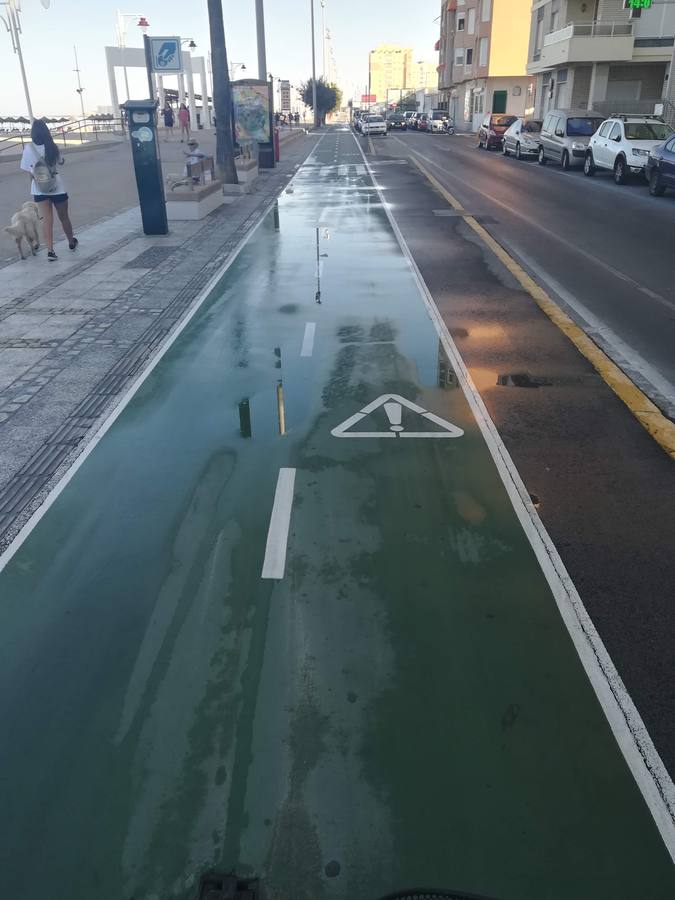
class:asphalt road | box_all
[388,130,675,418]
[2,128,674,899]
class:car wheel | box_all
[537,146,547,165]
[614,156,627,185]
[649,169,666,197]
[561,150,570,171]
[477,136,483,149]
[583,152,596,177]
[515,142,522,160]
[502,141,509,156]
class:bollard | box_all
[274,127,280,162]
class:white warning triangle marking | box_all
[331,394,464,439]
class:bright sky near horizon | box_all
[1,0,441,117]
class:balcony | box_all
[528,20,634,73]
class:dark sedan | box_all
[477,113,518,150]
[646,134,675,196]
[387,114,407,130]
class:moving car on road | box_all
[583,115,674,184]
[502,118,543,159]
[477,113,518,150]
[361,114,387,137]
[387,113,407,131]
[537,108,604,170]
[645,133,675,196]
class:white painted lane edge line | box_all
[300,322,316,357]
[261,468,296,580]
[0,130,328,576]
[353,129,675,861]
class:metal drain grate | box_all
[123,246,179,268]
[377,891,499,900]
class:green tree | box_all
[300,78,342,125]
[207,0,238,184]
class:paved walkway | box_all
[0,132,316,549]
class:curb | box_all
[408,152,675,461]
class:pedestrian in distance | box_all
[178,103,190,142]
[162,102,175,141]
[274,111,280,126]
[294,112,300,126]
[20,118,77,262]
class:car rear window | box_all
[522,120,542,133]
[368,116,384,123]
[566,117,603,136]
[625,122,673,141]
[491,115,517,127]
[431,111,446,119]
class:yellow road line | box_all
[406,152,675,460]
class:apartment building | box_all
[437,0,534,130]
[369,45,414,104]
[526,0,675,119]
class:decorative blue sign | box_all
[148,37,183,73]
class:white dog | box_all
[4,201,41,260]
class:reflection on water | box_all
[238,399,252,438]
[438,340,459,389]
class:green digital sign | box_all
[627,0,652,8]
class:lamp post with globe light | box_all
[0,0,50,122]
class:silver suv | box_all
[537,108,605,170]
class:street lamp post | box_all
[310,0,318,127]
[116,10,149,101]
[229,61,246,81]
[254,0,267,82]
[1,0,42,122]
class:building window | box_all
[479,37,488,66]
[535,8,544,52]
[466,48,473,66]
[467,8,475,34]
[481,0,492,22]
[557,68,568,84]
[473,91,484,115]
[455,48,465,66]
[550,0,560,32]
[457,16,465,31]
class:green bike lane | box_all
[0,128,673,899]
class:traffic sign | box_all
[147,36,183,73]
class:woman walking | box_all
[162,101,175,140]
[20,118,77,262]
[178,103,190,142]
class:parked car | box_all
[645,133,675,196]
[429,110,449,133]
[584,115,674,184]
[403,111,417,127]
[477,113,518,150]
[502,118,543,159]
[408,113,420,130]
[416,113,430,132]
[537,108,604,170]
[387,113,407,131]
[361,114,387,137]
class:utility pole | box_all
[206,0,238,184]
[310,0,318,126]
[255,0,267,81]
[73,45,86,120]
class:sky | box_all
[0,0,441,117]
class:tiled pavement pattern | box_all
[0,135,314,549]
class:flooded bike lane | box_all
[0,129,673,900]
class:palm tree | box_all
[207,0,238,184]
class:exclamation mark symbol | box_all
[384,401,404,434]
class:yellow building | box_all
[368,45,414,105]
[437,0,534,130]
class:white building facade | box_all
[526,0,675,122]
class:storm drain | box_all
[123,246,179,268]
[197,872,258,900]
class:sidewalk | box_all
[0,132,317,548]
